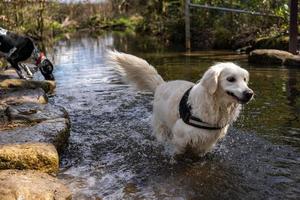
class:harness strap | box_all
[179,87,224,130]
[0,27,8,35]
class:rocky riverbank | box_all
[0,69,72,199]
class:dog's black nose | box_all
[243,90,254,100]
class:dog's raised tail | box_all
[106,50,164,92]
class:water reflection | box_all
[50,33,300,199]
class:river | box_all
[48,32,300,199]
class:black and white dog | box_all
[0,27,54,80]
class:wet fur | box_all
[106,50,251,155]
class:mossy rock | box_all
[0,60,7,71]
[252,36,298,51]
[248,49,293,65]
[0,79,56,93]
[0,88,48,105]
[0,143,59,174]
[0,69,19,79]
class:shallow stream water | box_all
[49,33,300,199]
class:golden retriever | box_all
[106,50,253,155]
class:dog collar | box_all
[36,52,46,65]
[179,87,224,130]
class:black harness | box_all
[179,87,224,130]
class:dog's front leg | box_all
[171,120,190,154]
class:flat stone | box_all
[248,49,293,65]
[0,69,19,80]
[283,55,300,67]
[0,88,48,104]
[6,103,69,123]
[0,103,70,154]
[0,79,56,93]
[0,143,59,174]
[0,118,70,154]
[0,170,72,200]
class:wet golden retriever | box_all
[107,50,253,155]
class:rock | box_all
[6,103,69,123]
[0,103,70,154]
[0,117,70,154]
[0,143,59,174]
[252,36,290,51]
[283,55,300,67]
[0,69,19,80]
[0,170,72,200]
[0,88,48,105]
[248,49,293,65]
[0,79,56,93]
[236,45,253,54]
[0,104,9,124]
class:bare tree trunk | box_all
[185,0,191,50]
[288,0,298,54]
[14,2,18,27]
[37,0,45,39]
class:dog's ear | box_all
[200,66,222,95]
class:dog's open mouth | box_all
[226,91,247,104]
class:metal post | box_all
[288,0,298,54]
[185,0,191,51]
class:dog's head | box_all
[200,63,253,104]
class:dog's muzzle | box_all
[242,90,254,103]
[227,89,253,104]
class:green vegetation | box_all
[110,0,294,50]
[0,0,296,50]
[132,0,291,49]
[0,1,137,41]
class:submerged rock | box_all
[248,49,293,65]
[0,170,72,200]
[0,88,48,104]
[0,143,59,174]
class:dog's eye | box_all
[227,77,236,82]
[244,78,247,82]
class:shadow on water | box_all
[50,32,300,199]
